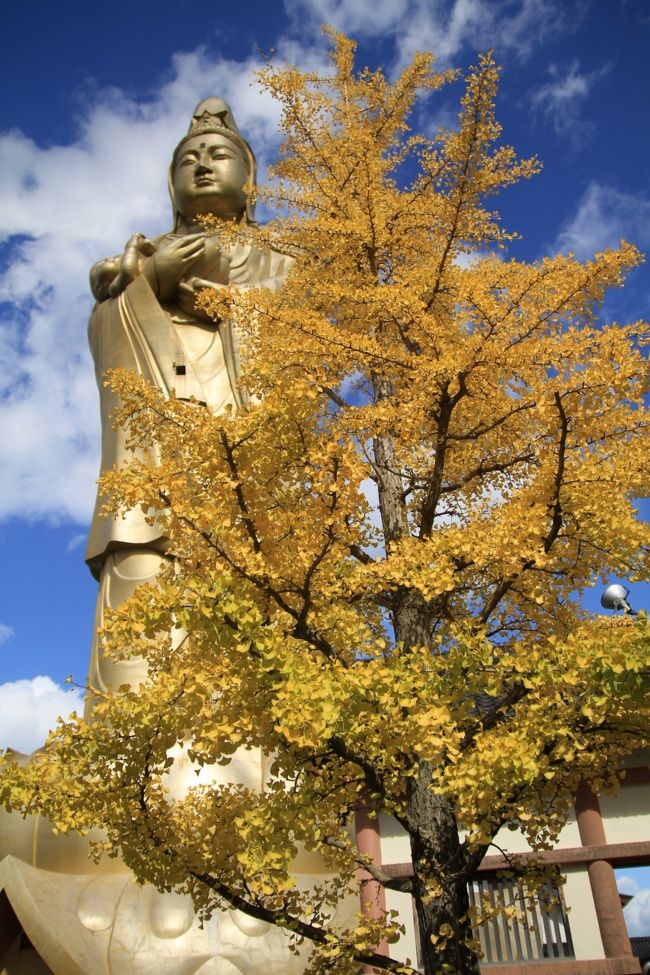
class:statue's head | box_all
[89,256,120,302]
[169,98,257,229]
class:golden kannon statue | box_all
[0,99,323,975]
[85,99,291,718]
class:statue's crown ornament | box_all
[187,98,245,140]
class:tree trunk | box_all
[408,768,480,975]
[373,407,480,973]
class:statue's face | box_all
[172,133,248,222]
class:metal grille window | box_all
[468,875,575,966]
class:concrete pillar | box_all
[575,783,636,961]
[355,807,388,959]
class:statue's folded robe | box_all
[86,241,290,579]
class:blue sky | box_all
[0,0,648,765]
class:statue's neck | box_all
[175,214,244,235]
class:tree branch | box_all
[190,869,415,974]
[321,835,414,893]
[220,430,262,553]
[543,392,568,554]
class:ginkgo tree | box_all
[2,31,649,975]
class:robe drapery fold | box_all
[85,241,290,579]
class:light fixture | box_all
[600,583,636,616]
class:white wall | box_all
[599,783,650,845]
[562,867,605,960]
[384,888,419,967]
[378,814,411,863]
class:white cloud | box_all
[0,48,295,526]
[0,35,339,527]
[623,888,650,938]
[286,0,581,68]
[530,59,611,146]
[552,183,650,260]
[0,676,84,754]
[617,874,642,896]
[0,624,14,647]
[484,0,585,61]
[66,532,87,553]
[393,0,493,69]
[286,0,408,38]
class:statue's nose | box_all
[195,161,212,175]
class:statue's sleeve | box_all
[85,280,171,579]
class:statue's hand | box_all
[175,278,224,323]
[143,233,205,300]
[188,277,227,292]
[133,234,157,257]
[112,233,156,291]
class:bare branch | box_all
[321,836,414,893]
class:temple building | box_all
[357,751,650,975]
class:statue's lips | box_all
[194,177,219,187]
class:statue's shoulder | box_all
[244,225,294,269]
[228,237,292,288]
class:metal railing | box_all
[468,875,575,966]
